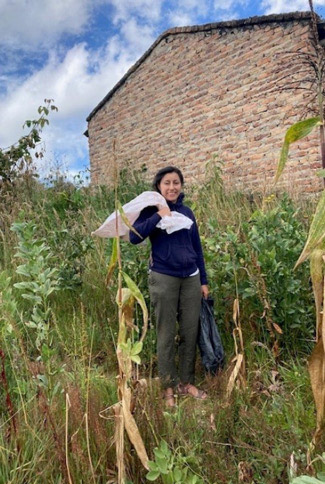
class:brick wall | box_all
[87,14,323,194]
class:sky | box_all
[1,0,325,182]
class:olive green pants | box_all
[149,271,201,389]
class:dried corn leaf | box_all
[310,249,325,339]
[233,298,239,324]
[113,403,125,484]
[226,354,244,400]
[233,299,244,353]
[122,272,148,342]
[308,338,325,442]
[117,288,138,331]
[274,117,320,183]
[121,387,149,469]
[295,190,325,268]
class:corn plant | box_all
[274,118,325,446]
[146,440,204,483]
[101,150,149,483]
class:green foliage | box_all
[202,195,314,350]
[0,161,321,483]
[146,440,204,483]
[0,99,57,184]
[11,221,60,348]
[48,226,95,290]
[0,272,18,334]
[119,339,143,365]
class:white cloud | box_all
[214,0,248,11]
[120,18,156,51]
[0,22,150,171]
[0,0,97,49]
[167,11,194,25]
[262,0,325,14]
[165,0,210,28]
[0,0,252,175]
[212,0,248,21]
[109,0,163,23]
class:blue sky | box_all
[1,0,325,181]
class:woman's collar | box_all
[167,192,185,208]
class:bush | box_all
[201,195,314,354]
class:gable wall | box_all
[88,19,323,193]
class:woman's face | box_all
[158,172,182,203]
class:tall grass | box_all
[0,166,321,483]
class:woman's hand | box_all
[201,285,209,299]
[158,207,171,217]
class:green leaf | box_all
[291,477,324,484]
[274,117,320,183]
[153,448,165,460]
[146,470,160,481]
[13,281,34,290]
[16,265,31,277]
[131,355,141,365]
[160,440,169,454]
[131,341,143,355]
[275,140,289,184]
[21,294,43,304]
[173,467,182,481]
[155,456,168,474]
[190,476,199,484]
[106,237,118,284]
[148,461,158,472]
[122,272,148,341]
[316,169,325,178]
[119,339,132,353]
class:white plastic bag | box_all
[92,191,193,240]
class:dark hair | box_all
[152,166,184,192]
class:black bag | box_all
[198,297,225,375]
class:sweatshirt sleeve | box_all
[129,206,161,245]
[191,216,208,285]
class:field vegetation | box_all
[0,157,324,483]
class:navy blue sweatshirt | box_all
[129,193,208,285]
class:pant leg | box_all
[178,274,201,385]
[149,271,181,389]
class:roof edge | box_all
[86,11,314,123]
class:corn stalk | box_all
[226,298,246,401]
[295,199,325,445]
[108,143,149,483]
[273,119,325,446]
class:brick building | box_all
[86,12,325,193]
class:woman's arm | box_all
[129,206,162,244]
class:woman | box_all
[130,166,208,407]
